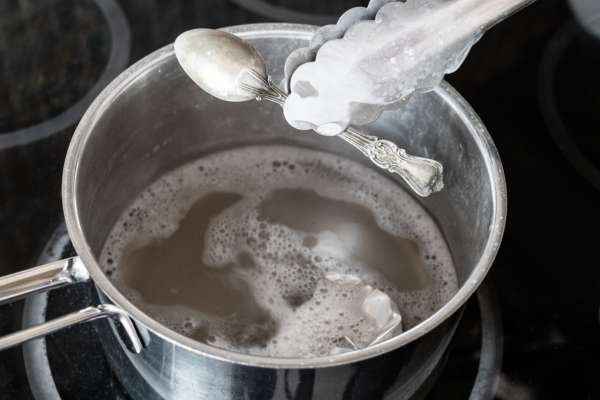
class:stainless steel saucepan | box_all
[0,24,506,400]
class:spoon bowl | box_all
[175,29,267,102]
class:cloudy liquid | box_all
[100,145,457,357]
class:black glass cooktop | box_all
[1,1,599,399]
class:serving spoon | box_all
[174,29,444,197]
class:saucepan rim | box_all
[62,23,507,369]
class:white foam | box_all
[99,145,457,357]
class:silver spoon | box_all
[174,29,444,197]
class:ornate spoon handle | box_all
[240,72,444,197]
[340,128,443,197]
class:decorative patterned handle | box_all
[340,128,444,197]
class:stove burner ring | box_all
[22,224,69,400]
[22,225,505,399]
[231,0,337,25]
[0,0,130,150]
[538,19,600,192]
[22,224,504,399]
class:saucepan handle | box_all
[0,257,143,353]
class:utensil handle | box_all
[0,257,143,353]
[340,128,444,197]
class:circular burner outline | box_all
[470,282,503,400]
[231,0,337,25]
[538,18,600,192]
[22,224,69,400]
[21,230,504,400]
[0,0,130,150]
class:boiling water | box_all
[100,145,457,357]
